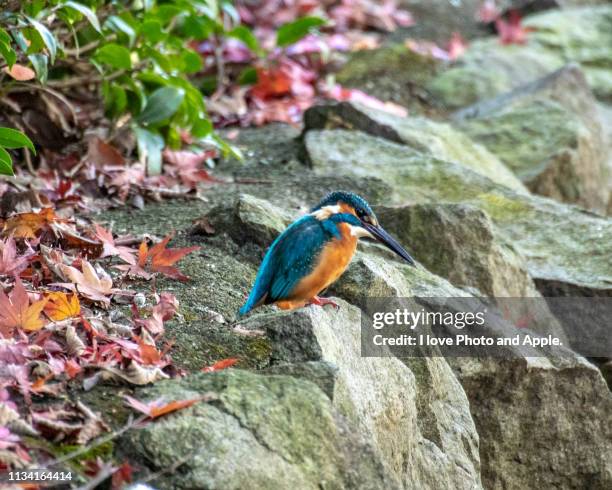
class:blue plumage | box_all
[239,191,415,315]
[239,212,361,315]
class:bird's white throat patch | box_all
[348,224,374,239]
[311,204,341,220]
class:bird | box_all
[239,191,415,315]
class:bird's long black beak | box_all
[362,222,416,266]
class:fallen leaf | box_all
[124,395,207,419]
[86,138,125,167]
[0,279,48,334]
[496,11,533,45]
[93,224,137,265]
[0,237,33,276]
[116,235,199,281]
[447,32,468,61]
[3,64,36,81]
[148,235,200,281]
[3,208,61,239]
[56,260,119,304]
[44,292,81,321]
[202,357,239,372]
[251,67,292,99]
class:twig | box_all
[24,149,35,175]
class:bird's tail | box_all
[238,303,252,316]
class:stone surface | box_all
[451,355,612,490]
[428,6,612,109]
[304,102,527,193]
[203,193,290,247]
[119,370,397,489]
[304,129,612,295]
[95,118,612,490]
[245,299,482,490]
[392,0,487,43]
[335,45,443,115]
[375,203,536,297]
[455,65,608,211]
[330,248,612,490]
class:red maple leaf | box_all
[124,395,205,419]
[496,11,533,45]
[202,357,239,372]
[0,237,33,277]
[0,279,48,335]
[115,234,200,281]
[93,224,137,265]
[251,67,292,99]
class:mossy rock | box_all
[118,369,397,489]
[335,44,444,116]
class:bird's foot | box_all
[308,296,340,310]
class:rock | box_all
[455,65,608,210]
[334,45,443,115]
[374,203,536,297]
[246,300,482,490]
[392,0,487,43]
[304,129,612,295]
[450,356,612,489]
[428,6,612,109]
[119,370,397,489]
[203,193,290,247]
[304,101,527,193]
[428,40,562,110]
[372,203,568,340]
[331,250,612,490]
[597,102,612,213]
[524,6,612,101]
[260,361,338,399]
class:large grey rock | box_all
[451,356,612,489]
[244,300,482,490]
[203,193,290,247]
[304,129,612,295]
[428,6,612,108]
[455,65,608,211]
[331,249,612,490]
[304,102,527,193]
[393,0,487,43]
[335,45,443,115]
[374,203,537,297]
[119,370,397,490]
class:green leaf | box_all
[140,19,165,43]
[63,1,101,33]
[238,66,257,85]
[134,126,164,176]
[276,16,325,47]
[0,40,16,68]
[103,81,127,118]
[0,29,10,45]
[28,53,48,83]
[180,49,203,74]
[0,147,14,176]
[26,17,57,63]
[136,87,185,125]
[0,127,36,153]
[94,43,132,70]
[105,16,136,46]
[228,26,260,54]
[191,119,213,138]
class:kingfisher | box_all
[239,191,415,315]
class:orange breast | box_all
[276,222,357,309]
